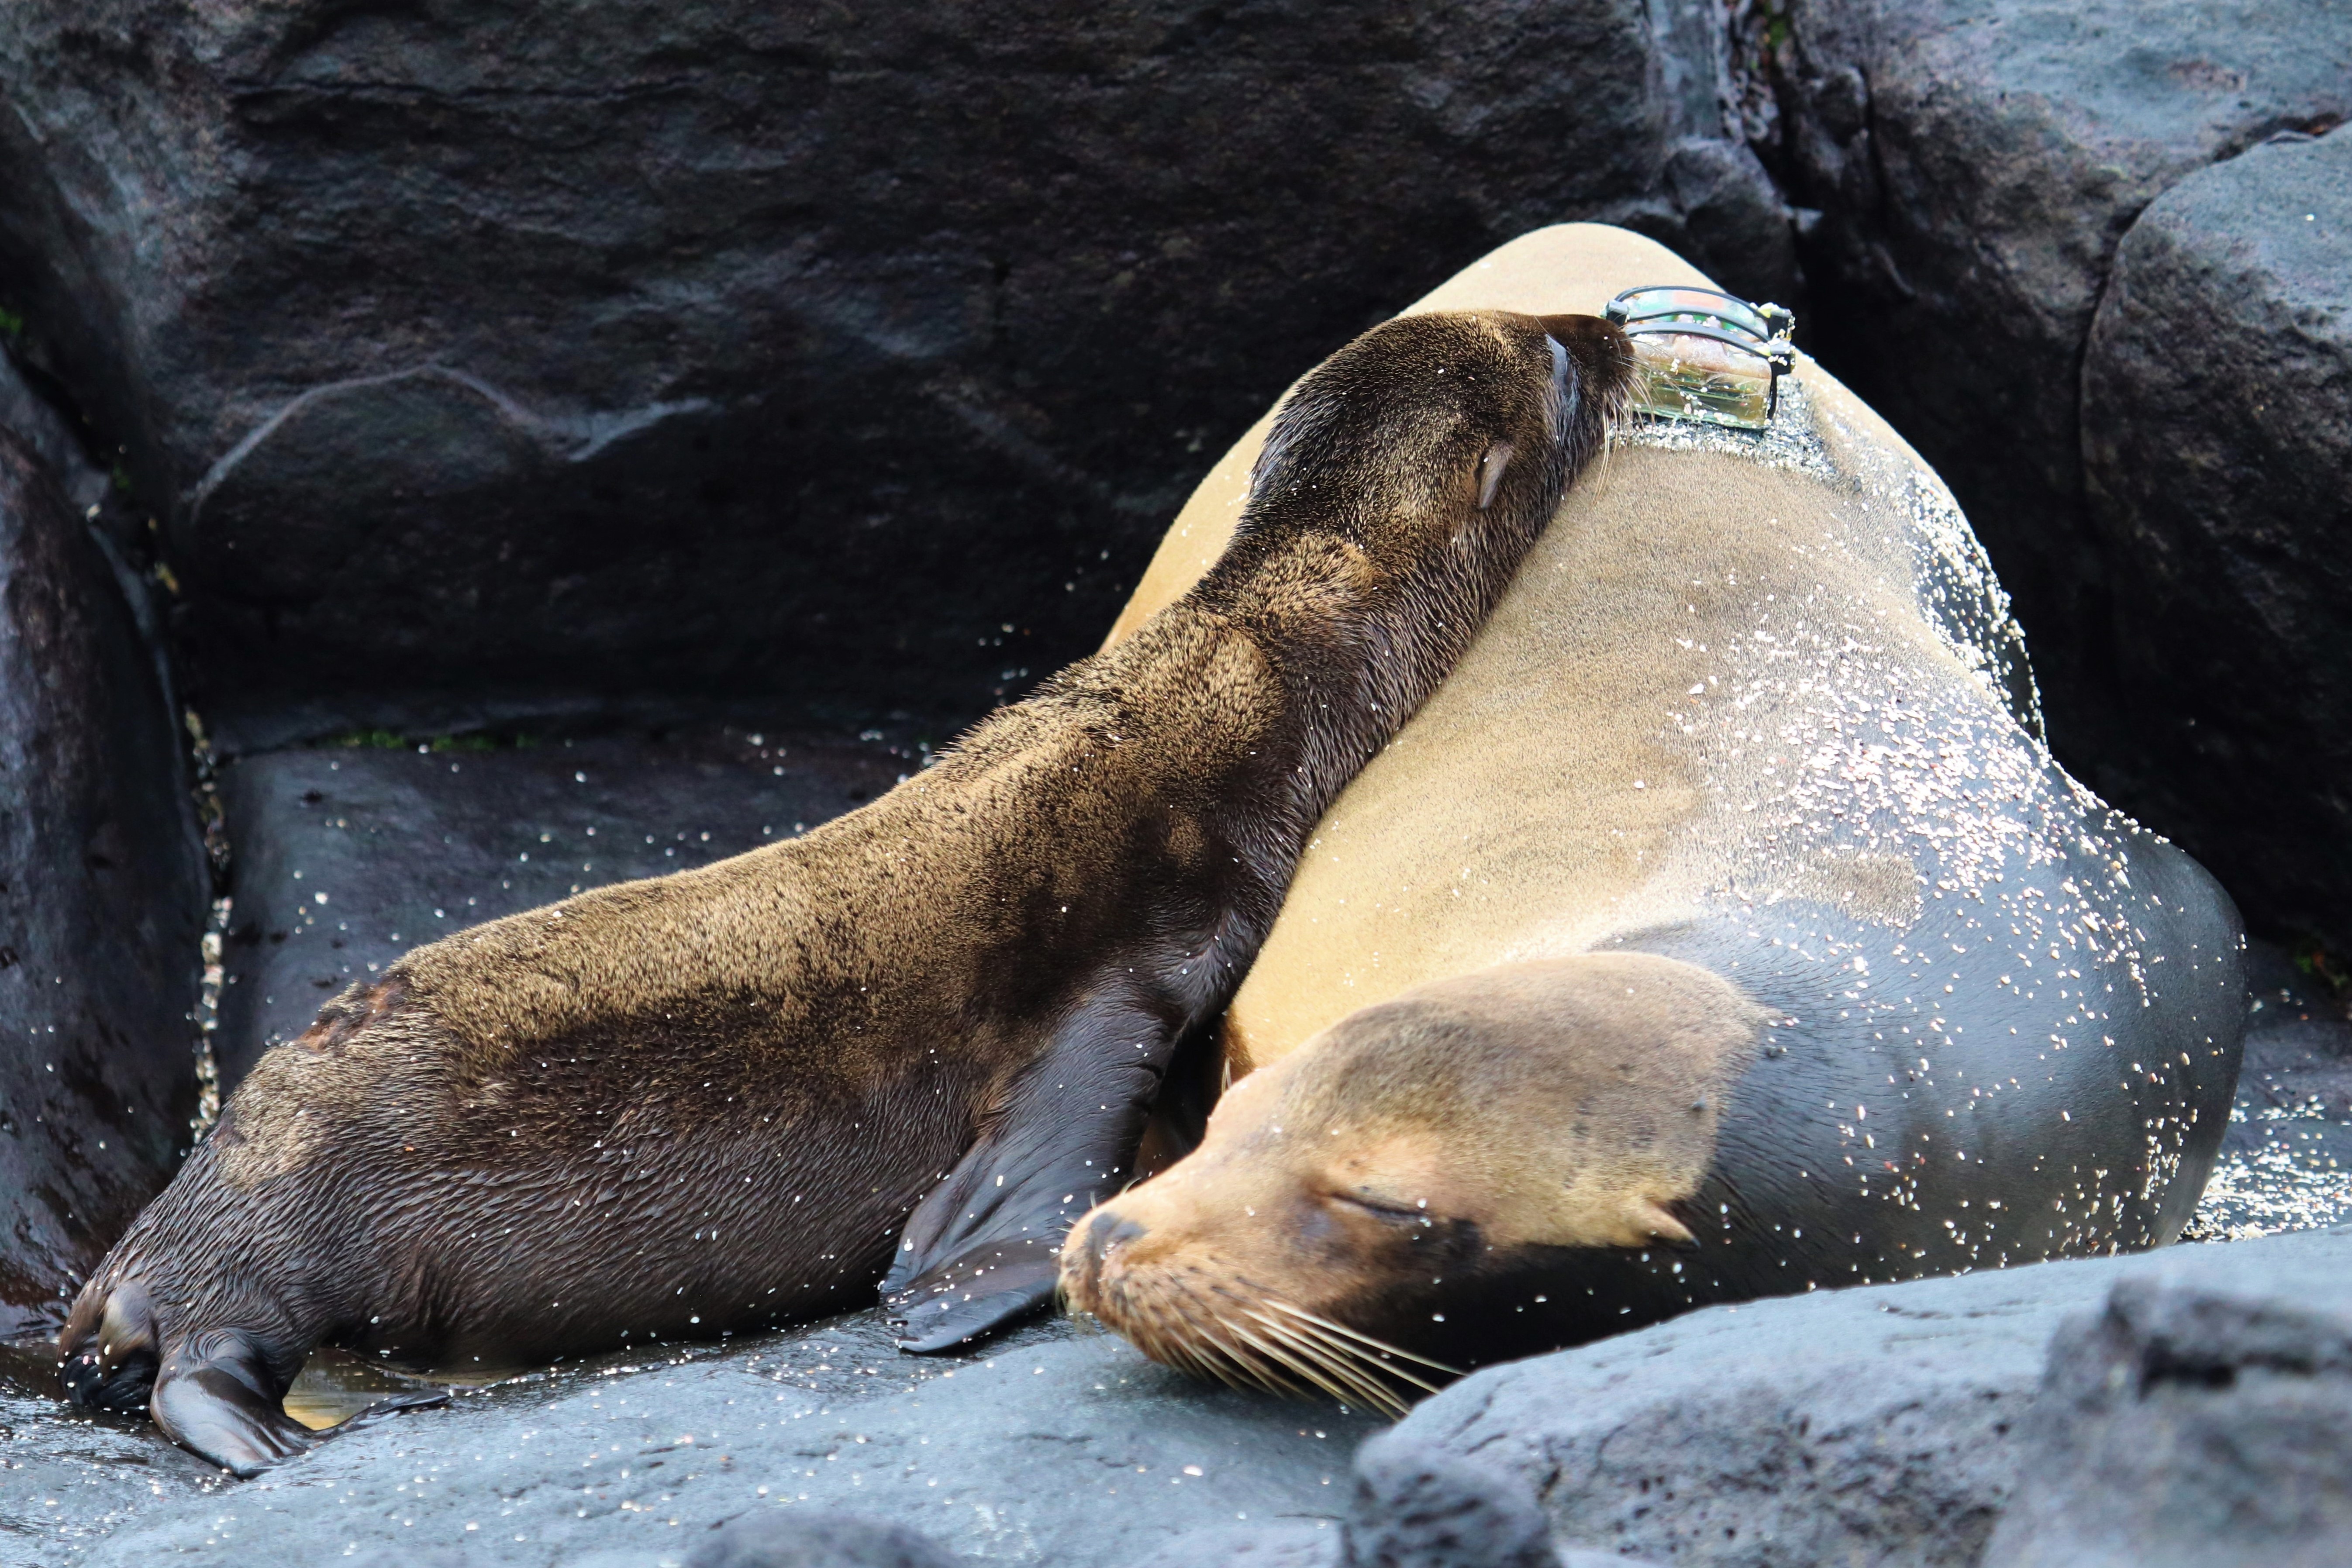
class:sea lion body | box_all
[60,307,1636,1472]
[1063,226,2247,1388]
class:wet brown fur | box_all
[59,307,1632,1472]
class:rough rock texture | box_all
[1980,1248,2352,1567]
[1377,1226,2352,1568]
[1134,1525,1342,1568]
[211,726,908,1088]
[1131,1439,1672,1567]
[0,427,206,1339]
[1760,0,2352,878]
[0,0,1789,751]
[0,1339,221,1556]
[1342,1432,1557,1568]
[0,354,106,519]
[2080,126,2352,949]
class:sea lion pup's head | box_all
[1223,308,1631,589]
[1059,954,1766,1409]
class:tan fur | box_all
[1059,951,1766,1409]
[1098,227,1992,1074]
[1072,953,1761,1285]
[1059,223,2115,1389]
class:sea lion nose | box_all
[1084,1212,1145,1268]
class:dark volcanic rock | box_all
[13,1214,2350,1565]
[2081,126,2352,950]
[1342,1431,1554,1568]
[0,1339,220,1563]
[0,0,1789,750]
[213,727,908,1089]
[0,430,206,1338]
[1980,1248,2352,1567]
[1382,1225,2352,1568]
[0,354,105,518]
[1764,0,2352,821]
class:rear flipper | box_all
[151,1335,449,1477]
[60,1279,447,1477]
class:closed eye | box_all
[1327,1190,1427,1225]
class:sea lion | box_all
[56,305,1635,1474]
[1060,224,2248,1401]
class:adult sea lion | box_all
[1061,225,2247,1400]
[56,306,1635,1474]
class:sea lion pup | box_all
[1061,224,2246,1405]
[55,306,1632,1474]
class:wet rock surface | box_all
[211,726,910,1089]
[1980,1242,2352,1568]
[0,1341,219,1560]
[2190,942,2352,1241]
[2081,125,2352,953]
[6,1308,1376,1568]
[1760,0,2352,916]
[0,428,207,1339]
[0,0,1786,748]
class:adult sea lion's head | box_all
[1059,953,1765,1408]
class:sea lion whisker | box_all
[1147,1297,1249,1387]
[1244,1304,1408,1403]
[1241,1310,1405,1413]
[1261,1299,1459,1378]
[1285,1321,1446,1402]
[1159,1327,1226,1384]
[1185,1298,1312,1398]
[1196,1318,1295,1395]
[1216,1316,1333,1401]
[1192,1341,1262,1394]
[1253,1311,1424,1410]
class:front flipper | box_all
[150,1331,449,1477]
[884,993,1179,1353]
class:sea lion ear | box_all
[1632,1197,1697,1247]
[1534,311,1637,394]
[1476,442,1514,510]
[882,990,1179,1354]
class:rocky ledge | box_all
[6,1219,2345,1567]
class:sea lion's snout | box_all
[1081,1211,1144,1265]
[1066,1211,1145,1298]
